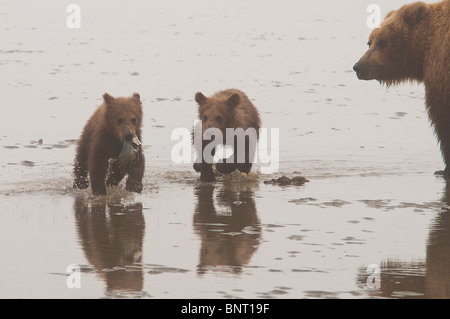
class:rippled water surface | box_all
[1,0,448,299]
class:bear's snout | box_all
[353,62,362,76]
[353,61,367,80]
[120,125,136,143]
[125,133,134,142]
[353,60,376,81]
[203,122,216,132]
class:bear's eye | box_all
[131,118,137,125]
[203,115,207,121]
[117,118,124,125]
[367,41,372,48]
[377,39,387,49]
[216,116,222,123]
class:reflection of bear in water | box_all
[193,182,261,274]
[73,196,145,295]
[355,181,450,298]
[426,182,450,298]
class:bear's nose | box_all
[353,63,361,74]
[125,133,134,142]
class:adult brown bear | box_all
[73,93,145,195]
[353,0,450,176]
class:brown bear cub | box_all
[73,93,145,195]
[353,0,450,176]
[193,89,261,182]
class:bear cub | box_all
[193,89,261,182]
[73,93,145,195]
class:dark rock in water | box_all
[29,139,43,145]
[264,175,309,186]
[290,176,309,185]
[20,160,35,167]
[52,143,69,149]
[434,170,445,176]
[289,197,318,204]
[265,175,291,185]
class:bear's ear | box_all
[227,93,240,108]
[132,93,141,102]
[195,92,207,106]
[401,2,428,28]
[103,93,115,104]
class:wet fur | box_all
[73,93,145,195]
[193,89,261,182]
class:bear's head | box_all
[353,2,429,85]
[103,92,142,143]
[195,91,240,134]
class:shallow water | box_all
[1,0,448,299]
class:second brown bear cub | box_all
[193,89,261,182]
[73,93,145,195]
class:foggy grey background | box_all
[0,0,442,178]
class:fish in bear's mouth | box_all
[113,135,141,170]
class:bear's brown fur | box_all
[73,93,145,195]
[353,0,450,175]
[193,89,261,182]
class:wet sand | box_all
[0,0,448,299]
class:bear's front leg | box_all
[237,162,253,174]
[236,136,255,174]
[89,154,109,196]
[106,160,126,187]
[73,161,89,189]
[73,144,89,189]
[194,162,216,181]
[430,108,450,178]
[193,162,201,172]
[125,153,145,193]
[199,143,216,182]
[200,163,216,182]
[439,129,450,179]
[215,156,238,174]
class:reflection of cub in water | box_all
[193,182,261,274]
[73,196,145,294]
